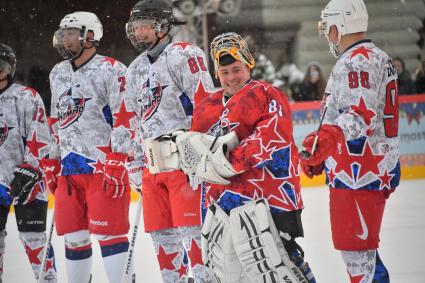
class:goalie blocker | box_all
[202,199,314,283]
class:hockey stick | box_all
[121,191,143,283]
[299,106,328,159]
[38,210,55,283]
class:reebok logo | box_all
[89,219,108,227]
[355,201,368,240]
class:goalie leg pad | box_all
[229,199,310,283]
[201,203,243,283]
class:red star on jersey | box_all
[176,263,188,279]
[25,244,43,265]
[157,245,178,271]
[351,96,376,125]
[256,115,288,150]
[102,57,116,66]
[327,167,336,187]
[194,81,212,106]
[379,169,394,189]
[172,42,194,50]
[27,131,48,158]
[349,274,364,283]
[23,87,37,97]
[113,101,136,128]
[253,145,276,165]
[97,143,111,155]
[334,141,384,181]
[249,168,293,210]
[188,238,202,266]
[350,46,373,60]
[90,159,104,174]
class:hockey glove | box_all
[300,161,324,179]
[0,184,12,206]
[126,159,143,192]
[103,152,129,198]
[9,163,42,205]
[145,131,183,174]
[39,159,61,195]
[300,124,345,166]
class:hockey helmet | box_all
[126,0,174,53]
[53,12,103,60]
[318,0,368,37]
[0,43,17,79]
[210,32,255,75]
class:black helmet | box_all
[0,43,17,79]
[126,0,174,53]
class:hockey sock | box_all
[342,249,389,283]
[0,230,5,280]
[181,226,212,283]
[97,235,129,283]
[65,230,92,283]
[19,231,57,282]
[151,227,188,283]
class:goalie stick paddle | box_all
[121,192,143,283]
[38,211,55,283]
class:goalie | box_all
[147,32,316,283]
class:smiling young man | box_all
[173,32,316,283]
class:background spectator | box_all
[394,57,416,95]
[415,59,425,94]
[292,62,326,101]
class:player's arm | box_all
[300,57,380,171]
[10,88,51,204]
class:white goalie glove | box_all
[145,131,183,174]
[175,131,240,185]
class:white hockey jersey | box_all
[323,39,400,191]
[118,41,215,149]
[0,83,51,201]
[49,54,127,175]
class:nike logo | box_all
[355,201,368,240]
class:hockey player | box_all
[117,0,215,281]
[0,43,56,282]
[168,32,316,282]
[46,12,130,283]
[299,0,399,282]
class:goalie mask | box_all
[318,0,368,57]
[53,11,103,60]
[0,43,16,83]
[126,0,174,53]
[210,32,255,76]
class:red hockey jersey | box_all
[192,80,303,213]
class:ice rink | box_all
[3,179,425,283]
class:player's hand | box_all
[126,159,143,193]
[103,152,129,198]
[40,159,61,195]
[9,163,42,205]
[300,124,344,166]
[300,161,324,178]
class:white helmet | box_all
[59,11,103,42]
[54,12,103,60]
[319,0,368,36]
[318,0,368,57]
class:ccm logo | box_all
[106,160,125,166]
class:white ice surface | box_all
[3,179,425,283]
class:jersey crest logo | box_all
[0,119,13,147]
[140,78,168,122]
[207,108,239,136]
[56,86,91,129]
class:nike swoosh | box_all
[355,201,368,240]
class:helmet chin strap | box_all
[71,40,95,62]
[326,31,342,58]
[146,28,171,61]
